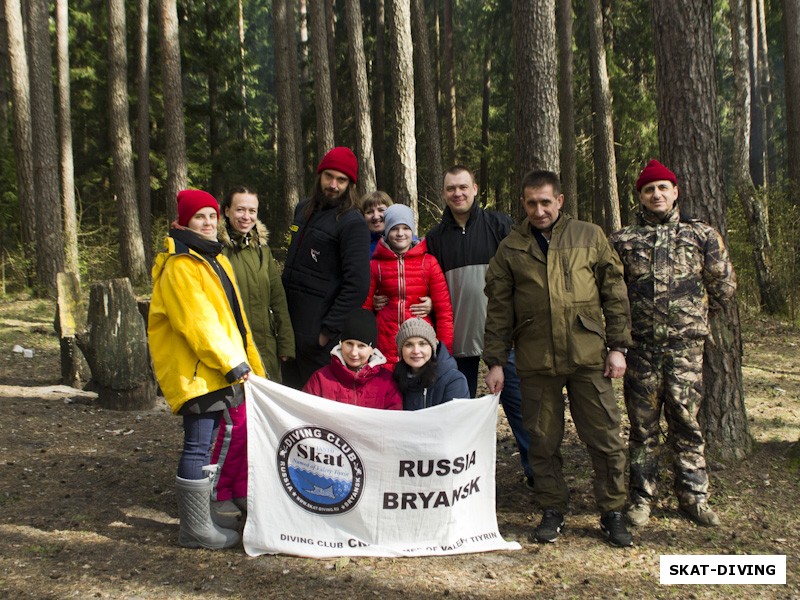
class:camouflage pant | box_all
[624,341,709,507]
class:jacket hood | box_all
[218,219,270,249]
[373,237,429,260]
[433,342,457,376]
[151,231,206,283]
[328,343,388,383]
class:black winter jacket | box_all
[282,199,371,350]
[401,343,470,411]
[425,204,514,357]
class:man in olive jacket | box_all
[483,170,633,547]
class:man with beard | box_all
[281,147,371,388]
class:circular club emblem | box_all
[276,426,364,515]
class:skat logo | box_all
[310,249,320,262]
[277,425,364,515]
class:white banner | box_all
[243,375,521,558]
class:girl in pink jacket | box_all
[303,309,402,409]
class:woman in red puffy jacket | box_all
[363,203,454,369]
[304,309,402,409]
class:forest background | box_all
[0,0,799,464]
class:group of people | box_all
[148,146,736,552]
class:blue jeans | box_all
[455,352,532,478]
[178,412,222,480]
[501,350,532,478]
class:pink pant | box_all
[211,402,248,501]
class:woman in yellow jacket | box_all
[148,189,265,550]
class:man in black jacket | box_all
[425,165,533,488]
[281,147,371,388]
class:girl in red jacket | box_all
[363,203,454,369]
[303,309,402,409]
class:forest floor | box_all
[0,298,798,599]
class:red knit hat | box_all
[317,146,358,184]
[636,159,678,191]
[177,189,220,226]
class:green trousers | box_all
[520,367,627,513]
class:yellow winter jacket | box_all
[148,235,265,414]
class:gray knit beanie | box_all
[395,318,438,357]
[382,204,415,240]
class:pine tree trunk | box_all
[55,0,79,277]
[345,0,377,193]
[135,0,153,266]
[28,0,65,296]
[652,0,752,462]
[309,0,335,156]
[730,0,784,314]
[557,0,578,218]
[273,0,303,225]
[287,1,305,193]
[77,279,156,411]
[237,0,248,140]
[479,42,491,206]
[205,3,223,199]
[442,0,456,164]
[747,0,766,187]
[373,0,386,188]
[512,0,559,199]
[158,0,187,222]
[588,0,620,233]
[755,0,776,185]
[388,0,418,221]
[0,7,8,144]
[784,0,800,188]
[108,0,148,286]
[411,0,443,208]
[325,0,338,132]
[3,0,36,257]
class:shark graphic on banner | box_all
[242,376,521,558]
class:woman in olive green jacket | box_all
[210,186,294,522]
[218,186,294,377]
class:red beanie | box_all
[636,159,678,191]
[317,146,358,184]
[176,189,220,226]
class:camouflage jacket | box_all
[609,204,736,347]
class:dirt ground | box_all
[0,299,798,599]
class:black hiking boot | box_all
[600,510,633,547]
[533,508,565,543]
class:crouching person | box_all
[393,318,469,410]
[148,189,265,549]
[304,308,402,409]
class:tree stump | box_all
[76,278,156,410]
[56,272,86,387]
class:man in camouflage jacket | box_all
[609,159,736,528]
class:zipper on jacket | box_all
[423,388,429,408]
[192,360,201,381]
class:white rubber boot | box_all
[175,475,240,549]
